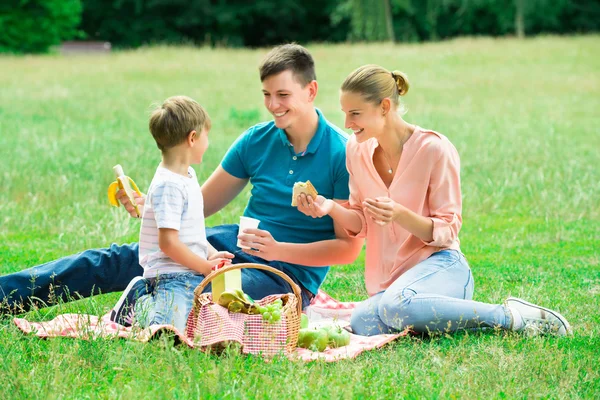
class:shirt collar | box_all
[277,108,326,155]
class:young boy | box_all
[112,96,233,332]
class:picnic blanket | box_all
[13,290,406,362]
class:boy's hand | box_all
[296,194,334,218]
[116,189,146,218]
[207,258,232,274]
[208,251,234,262]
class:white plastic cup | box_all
[237,216,261,249]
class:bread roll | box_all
[291,180,318,206]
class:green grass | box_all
[1,35,599,398]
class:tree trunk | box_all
[383,0,395,42]
[515,0,525,38]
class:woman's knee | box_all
[378,288,415,328]
[350,295,394,336]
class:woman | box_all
[296,65,571,336]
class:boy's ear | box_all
[187,130,197,146]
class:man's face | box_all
[261,70,315,132]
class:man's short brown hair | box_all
[259,43,316,86]
[148,96,211,152]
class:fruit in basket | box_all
[297,328,329,352]
[258,298,283,324]
[227,300,244,313]
[323,324,351,348]
[218,289,258,314]
[300,313,309,329]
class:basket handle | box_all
[194,263,303,315]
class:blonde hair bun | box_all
[391,71,409,96]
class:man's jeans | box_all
[350,250,511,336]
[0,224,313,314]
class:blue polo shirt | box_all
[221,108,349,294]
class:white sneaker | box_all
[505,297,572,337]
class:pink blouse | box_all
[345,127,462,296]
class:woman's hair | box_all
[341,65,409,112]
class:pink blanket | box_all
[13,290,406,362]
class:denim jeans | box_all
[350,250,511,336]
[133,272,204,332]
[0,224,313,314]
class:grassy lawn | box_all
[0,35,599,398]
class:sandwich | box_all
[291,180,318,206]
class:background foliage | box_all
[1,0,600,53]
[0,0,82,53]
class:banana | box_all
[217,291,240,307]
[217,289,260,314]
[227,301,244,313]
[107,164,142,217]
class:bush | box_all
[0,0,82,54]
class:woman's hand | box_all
[296,194,335,218]
[238,228,281,261]
[363,197,405,226]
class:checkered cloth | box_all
[187,294,293,357]
[13,290,406,362]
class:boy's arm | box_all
[159,229,224,276]
[202,166,248,217]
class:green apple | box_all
[324,324,351,348]
[300,313,309,329]
[297,328,329,352]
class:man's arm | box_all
[201,166,249,217]
[240,200,364,266]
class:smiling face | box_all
[262,70,316,132]
[340,90,386,143]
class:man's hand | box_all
[296,194,335,218]
[116,189,146,218]
[363,197,405,226]
[238,228,281,261]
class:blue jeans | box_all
[350,250,511,336]
[0,225,313,314]
[133,273,204,332]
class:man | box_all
[0,44,363,315]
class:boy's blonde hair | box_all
[341,65,410,114]
[149,96,211,152]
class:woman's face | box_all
[340,91,385,143]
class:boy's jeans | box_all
[133,273,203,332]
[0,225,313,314]
[351,250,511,336]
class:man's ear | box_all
[187,130,197,146]
[307,80,318,102]
[381,98,392,116]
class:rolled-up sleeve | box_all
[343,152,368,239]
[423,143,462,247]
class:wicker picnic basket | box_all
[185,263,302,356]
